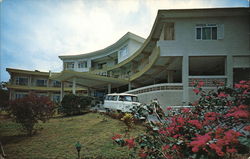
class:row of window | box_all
[14,77,61,87]
[15,93,60,102]
[65,61,88,69]
[105,95,139,102]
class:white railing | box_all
[126,83,183,95]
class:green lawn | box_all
[0,113,145,159]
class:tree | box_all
[8,93,55,136]
[0,82,9,110]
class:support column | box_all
[108,84,111,94]
[226,55,233,87]
[182,55,189,105]
[88,88,91,96]
[60,81,64,101]
[128,82,132,91]
[167,71,174,83]
[72,78,76,94]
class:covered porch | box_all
[50,70,129,101]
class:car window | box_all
[105,95,109,100]
[108,96,113,100]
[119,96,124,101]
[113,96,118,101]
[132,96,139,102]
[124,96,132,102]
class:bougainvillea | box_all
[112,80,250,159]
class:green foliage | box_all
[112,80,250,159]
[0,82,9,109]
[60,94,93,116]
[8,93,54,136]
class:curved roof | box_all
[59,32,145,60]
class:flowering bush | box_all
[112,80,250,158]
[8,93,55,136]
[121,113,134,131]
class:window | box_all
[97,63,106,69]
[78,61,88,68]
[52,81,61,87]
[15,93,27,99]
[112,96,118,101]
[15,77,28,85]
[119,46,128,57]
[65,62,74,69]
[52,95,60,103]
[164,23,175,40]
[36,79,47,87]
[196,24,217,40]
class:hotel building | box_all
[6,8,250,107]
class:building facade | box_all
[6,68,86,102]
[6,8,250,108]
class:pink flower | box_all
[190,133,211,152]
[162,145,170,151]
[225,110,249,119]
[198,81,205,86]
[112,134,122,140]
[239,80,246,84]
[177,117,185,125]
[181,108,191,113]
[235,84,241,88]
[188,120,202,129]
[193,89,200,94]
[218,92,228,98]
[125,138,135,149]
[166,107,172,110]
[209,143,224,156]
[243,125,250,132]
[243,90,248,94]
[159,130,167,135]
[226,147,237,153]
[205,112,220,121]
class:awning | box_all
[50,70,129,89]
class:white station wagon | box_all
[103,93,141,112]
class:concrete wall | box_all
[137,90,183,108]
[118,39,142,63]
[158,16,250,56]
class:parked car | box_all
[103,93,141,112]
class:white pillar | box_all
[88,88,91,96]
[168,71,174,83]
[72,78,76,95]
[108,84,111,94]
[226,55,233,87]
[128,82,132,91]
[60,81,64,101]
[182,55,189,105]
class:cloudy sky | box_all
[0,0,249,82]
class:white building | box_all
[7,8,250,108]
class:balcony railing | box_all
[126,83,183,95]
[188,76,227,87]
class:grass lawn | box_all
[0,113,145,159]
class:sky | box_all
[0,0,249,82]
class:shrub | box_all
[112,80,250,159]
[8,93,54,136]
[60,94,93,116]
[121,113,134,131]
